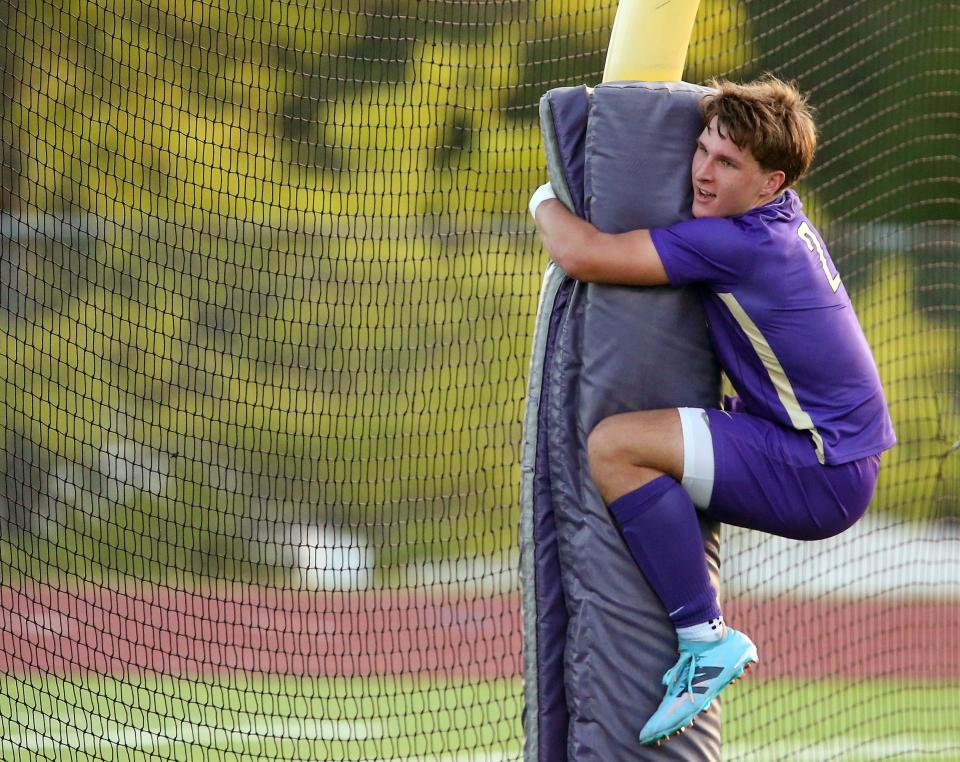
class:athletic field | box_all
[1,674,958,761]
[2,584,958,761]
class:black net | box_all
[1,0,957,759]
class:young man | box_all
[528,77,895,746]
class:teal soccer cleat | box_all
[639,627,758,747]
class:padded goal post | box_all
[522,4,726,757]
[521,80,724,761]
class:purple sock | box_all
[607,475,721,629]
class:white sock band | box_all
[678,407,715,509]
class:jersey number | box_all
[798,221,841,292]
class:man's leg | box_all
[587,409,757,745]
[699,408,879,540]
[587,408,721,630]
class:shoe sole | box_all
[650,657,758,748]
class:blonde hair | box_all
[699,76,818,190]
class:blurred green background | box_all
[1,0,957,587]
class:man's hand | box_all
[529,184,670,287]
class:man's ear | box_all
[763,170,787,196]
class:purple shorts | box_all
[703,409,881,541]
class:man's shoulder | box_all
[737,191,811,249]
[754,188,803,218]
[656,212,741,246]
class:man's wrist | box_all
[529,182,558,219]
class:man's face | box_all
[691,117,784,218]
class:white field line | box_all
[3,723,958,762]
[365,756,520,762]
[0,715,384,753]
[725,736,960,761]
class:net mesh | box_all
[1,0,957,759]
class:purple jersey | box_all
[650,190,896,465]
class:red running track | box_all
[1,585,956,681]
[726,597,960,682]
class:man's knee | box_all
[586,415,627,475]
[587,410,686,489]
[587,416,635,501]
[587,412,666,489]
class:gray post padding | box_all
[522,82,723,761]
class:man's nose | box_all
[695,158,713,181]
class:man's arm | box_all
[531,191,670,286]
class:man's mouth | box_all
[696,185,716,200]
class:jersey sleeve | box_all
[650,217,756,288]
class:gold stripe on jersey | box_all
[717,292,826,464]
